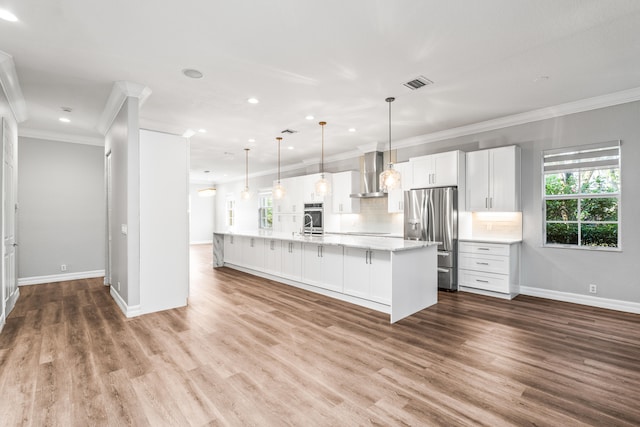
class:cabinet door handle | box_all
[320,246,323,257]
[476,262,489,265]
[478,248,490,251]
[476,279,490,283]
[432,173,436,184]
[489,197,493,209]
[317,246,320,257]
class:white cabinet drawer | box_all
[459,269,510,293]
[459,241,509,256]
[459,253,509,275]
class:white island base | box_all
[214,232,438,323]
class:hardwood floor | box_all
[1,244,639,426]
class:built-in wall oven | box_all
[303,203,324,235]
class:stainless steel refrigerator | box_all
[404,186,457,291]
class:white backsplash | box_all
[468,211,523,240]
[337,197,404,235]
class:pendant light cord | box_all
[276,137,282,183]
[386,97,395,164]
[244,148,249,188]
[319,121,326,174]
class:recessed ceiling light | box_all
[0,9,18,22]
[198,128,207,133]
[247,97,259,104]
[348,128,356,132]
[59,117,70,123]
[248,138,256,143]
[305,115,314,120]
[182,68,203,79]
[288,146,294,150]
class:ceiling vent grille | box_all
[281,129,298,134]
[403,76,433,90]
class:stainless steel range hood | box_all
[350,151,387,198]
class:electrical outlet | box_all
[60,264,67,272]
[589,284,597,294]
[117,281,121,291]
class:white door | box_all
[2,118,17,317]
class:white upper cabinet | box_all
[332,171,360,214]
[465,145,521,212]
[410,151,461,189]
[387,161,411,213]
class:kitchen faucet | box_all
[303,213,313,235]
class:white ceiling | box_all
[3,0,640,183]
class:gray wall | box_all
[18,138,105,278]
[105,97,140,306]
[189,183,215,243]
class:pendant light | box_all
[273,137,285,199]
[379,97,401,192]
[240,148,252,199]
[315,121,331,197]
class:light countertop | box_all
[216,230,439,252]
[459,237,522,244]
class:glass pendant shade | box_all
[315,173,331,197]
[240,187,251,199]
[273,137,285,199]
[379,165,401,192]
[197,187,216,197]
[379,96,401,193]
[273,182,286,199]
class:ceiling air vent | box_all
[403,75,433,90]
[281,129,298,134]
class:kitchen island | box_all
[213,231,439,323]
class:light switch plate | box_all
[121,224,128,235]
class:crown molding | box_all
[97,81,152,135]
[393,86,640,150]
[19,127,104,146]
[0,50,27,123]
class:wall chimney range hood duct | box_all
[350,151,387,198]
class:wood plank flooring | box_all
[1,244,639,426]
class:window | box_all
[543,141,620,249]
[259,191,273,229]
[226,197,235,227]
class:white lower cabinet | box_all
[281,241,302,281]
[458,241,519,298]
[223,235,242,265]
[263,238,282,276]
[302,243,344,292]
[242,236,265,271]
[344,247,391,304]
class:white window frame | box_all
[542,141,621,251]
[226,196,236,228]
[258,190,273,230]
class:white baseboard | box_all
[18,270,105,286]
[190,240,213,245]
[109,286,142,318]
[519,286,640,315]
